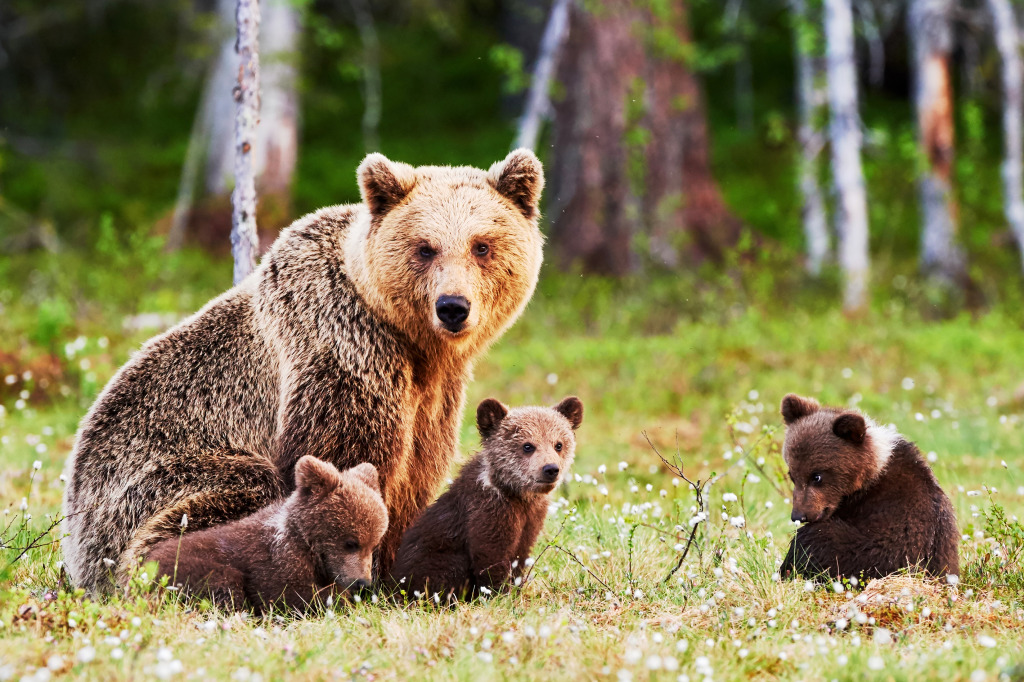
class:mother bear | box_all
[62,150,545,593]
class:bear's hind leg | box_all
[116,449,282,586]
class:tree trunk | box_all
[205,0,298,229]
[792,0,830,275]
[514,0,571,151]
[988,0,1024,271]
[548,0,739,275]
[349,0,382,153]
[231,0,260,285]
[825,0,870,311]
[909,0,962,285]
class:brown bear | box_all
[148,458,387,613]
[778,393,959,580]
[389,396,583,599]
[62,150,545,593]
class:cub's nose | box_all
[435,295,470,332]
[350,578,371,591]
[541,464,560,483]
[791,511,807,523]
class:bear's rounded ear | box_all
[357,153,417,217]
[833,413,867,444]
[295,456,343,497]
[348,462,381,495]
[477,398,509,440]
[554,396,584,430]
[781,393,820,425]
[487,148,545,220]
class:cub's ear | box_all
[554,396,584,430]
[833,413,867,444]
[347,462,381,494]
[487,148,545,220]
[477,398,509,440]
[781,393,820,425]
[357,153,417,217]
[295,456,343,497]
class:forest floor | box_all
[1,251,1023,681]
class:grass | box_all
[1,250,1023,681]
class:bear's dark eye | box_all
[418,245,437,259]
[555,442,563,452]
[523,443,535,454]
[474,242,490,257]
[343,540,360,552]
[810,473,822,485]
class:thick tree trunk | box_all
[825,0,870,311]
[205,0,298,217]
[514,0,571,151]
[988,0,1024,271]
[231,0,260,285]
[349,0,382,153]
[548,0,739,275]
[792,0,830,275]
[909,0,962,284]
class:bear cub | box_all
[149,457,387,613]
[778,393,959,581]
[389,396,584,599]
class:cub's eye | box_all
[810,473,823,485]
[473,242,490,257]
[523,443,535,454]
[418,245,436,259]
[554,442,563,452]
[343,540,360,552]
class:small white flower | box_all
[644,655,661,670]
[722,493,737,503]
[76,646,96,664]
[618,461,628,471]
[180,514,188,529]
[901,377,915,390]
[19,498,27,511]
[479,586,492,596]
[32,460,42,470]
[946,574,959,586]
[978,634,997,648]
[598,465,607,474]
[746,474,760,484]
[873,628,892,645]
[867,656,884,671]
[927,451,938,463]
[729,516,744,528]
[546,373,558,386]
[102,558,115,568]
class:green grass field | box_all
[1,251,1023,681]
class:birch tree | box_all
[825,0,870,311]
[231,0,260,285]
[988,0,1024,270]
[909,0,962,285]
[791,0,830,275]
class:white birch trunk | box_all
[909,0,962,283]
[988,0,1024,271]
[514,0,571,151]
[825,0,870,311]
[231,0,260,285]
[205,0,239,196]
[792,0,830,275]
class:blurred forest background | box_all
[4,0,1024,320]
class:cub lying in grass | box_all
[389,396,583,599]
[149,457,387,613]
[778,393,959,581]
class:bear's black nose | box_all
[791,511,806,523]
[541,464,560,482]
[351,578,370,591]
[436,295,470,332]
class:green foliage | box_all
[488,44,529,95]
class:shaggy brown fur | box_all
[778,393,960,580]
[389,397,583,599]
[62,150,545,593]
[148,458,387,613]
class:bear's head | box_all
[476,396,583,496]
[780,393,899,524]
[290,457,388,591]
[346,149,545,358]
